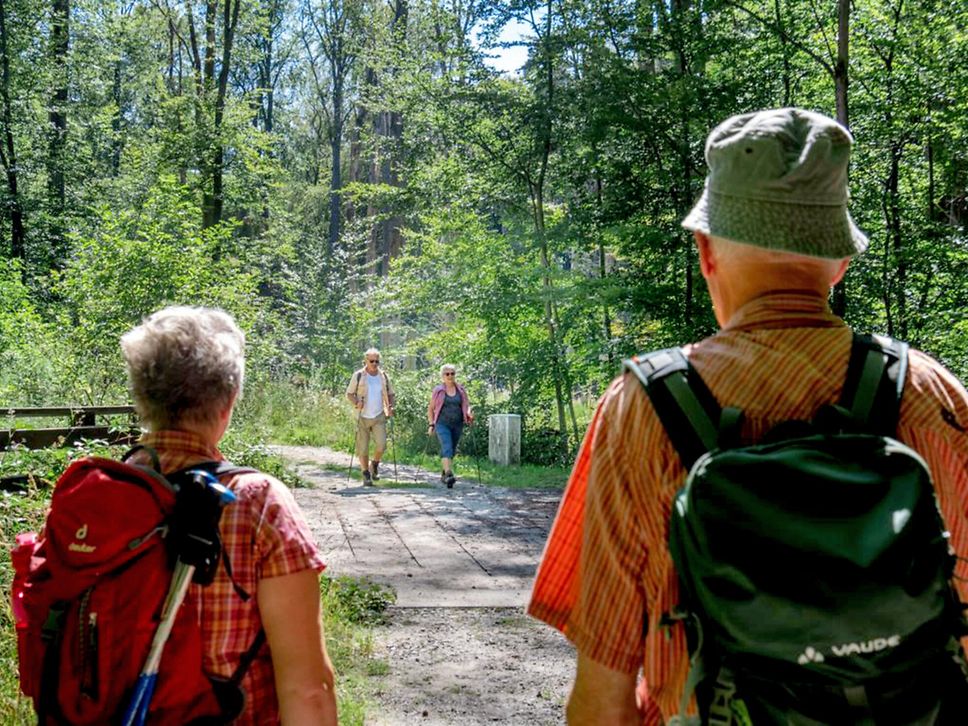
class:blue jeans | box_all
[434,421,463,459]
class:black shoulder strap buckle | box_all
[839,332,908,435]
[166,460,257,484]
[624,348,722,470]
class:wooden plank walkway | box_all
[274,445,561,607]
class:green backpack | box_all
[625,333,968,725]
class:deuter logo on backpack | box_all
[67,523,95,553]
[626,334,968,724]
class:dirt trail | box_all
[273,445,574,725]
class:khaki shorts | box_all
[356,413,387,458]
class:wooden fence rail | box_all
[0,405,140,450]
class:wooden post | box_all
[488,414,521,466]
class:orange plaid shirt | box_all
[528,292,968,724]
[130,431,326,726]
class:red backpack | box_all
[11,449,259,725]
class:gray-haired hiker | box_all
[346,348,396,485]
[124,306,336,724]
[530,108,968,724]
[427,363,475,488]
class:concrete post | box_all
[488,414,521,466]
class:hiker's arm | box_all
[346,374,360,407]
[384,374,395,415]
[259,570,338,725]
[566,653,640,725]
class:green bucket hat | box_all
[682,107,868,259]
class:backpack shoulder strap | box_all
[165,460,258,484]
[623,347,722,470]
[839,332,908,435]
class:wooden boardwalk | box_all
[275,445,561,607]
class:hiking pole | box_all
[425,423,436,485]
[347,406,362,482]
[121,471,236,726]
[470,422,482,487]
[388,415,398,482]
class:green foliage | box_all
[320,575,396,627]
[318,575,395,726]
[0,260,76,404]
[2,0,968,462]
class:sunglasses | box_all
[444,372,455,376]
[367,359,380,364]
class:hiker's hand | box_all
[427,425,434,435]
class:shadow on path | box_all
[273,445,561,607]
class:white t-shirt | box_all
[362,372,385,419]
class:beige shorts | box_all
[356,413,387,458]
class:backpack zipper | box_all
[77,589,98,700]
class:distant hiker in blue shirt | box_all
[427,364,474,488]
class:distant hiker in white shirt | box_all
[345,349,395,485]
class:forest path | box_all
[272,445,574,725]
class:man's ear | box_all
[221,393,238,424]
[831,257,850,286]
[695,231,715,279]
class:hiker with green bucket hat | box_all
[529,108,968,724]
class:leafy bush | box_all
[0,260,79,405]
[217,436,308,489]
[320,575,396,626]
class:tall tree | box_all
[48,0,69,266]
[0,0,25,261]
[157,0,244,227]
[301,0,362,254]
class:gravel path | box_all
[273,445,574,725]
[367,608,573,726]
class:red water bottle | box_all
[11,531,38,629]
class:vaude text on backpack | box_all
[625,333,968,725]
[11,448,260,725]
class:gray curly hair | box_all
[120,306,245,430]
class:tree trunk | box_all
[0,0,25,261]
[596,172,613,367]
[830,0,850,317]
[887,143,906,339]
[48,0,69,268]
[532,0,578,454]
[366,0,407,274]
[671,0,696,327]
[774,0,791,104]
[111,58,123,175]
[328,79,343,256]
[201,0,240,229]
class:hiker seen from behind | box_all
[346,348,396,485]
[126,307,337,724]
[529,108,968,724]
[427,363,475,488]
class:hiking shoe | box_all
[363,469,373,486]
[370,461,380,481]
[444,471,456,489]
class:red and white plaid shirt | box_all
[130,431,326,726]
[529,293,968,723]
